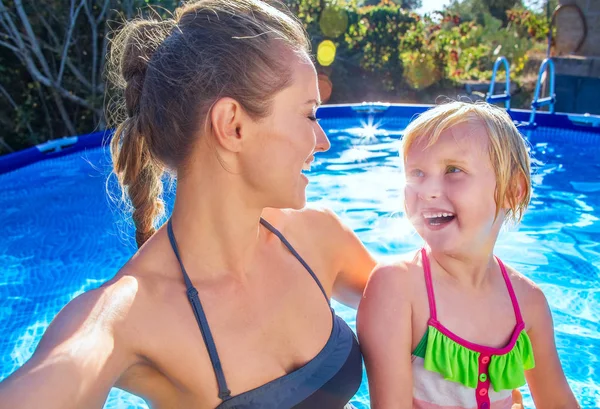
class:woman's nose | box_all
[314,122,331,153]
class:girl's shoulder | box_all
[362,252,425,304]
[499,262,549,332]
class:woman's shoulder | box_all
[261,207,355,259]
[262,206,345,235]
[76,273,148,345]
[261,207,375,301]
[48,273,141,338]
[27,274,144,379]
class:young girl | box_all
[357,102,579,409]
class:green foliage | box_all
[287,0,549,94]
[286,0,418,95]
[506,7,550,41]
[362,0,422,9]
[483,0,522,23]
[444,0,496,24]
[0,0,551,154]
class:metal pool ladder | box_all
[529,58,556,127]
[486,56,511,110]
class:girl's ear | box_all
[503,172,527,211]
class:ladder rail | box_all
[486,56,511,110]
[529,58,556,126]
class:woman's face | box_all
[240,53,330,210]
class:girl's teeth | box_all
[424,212,454,219]
[302,163,311,171]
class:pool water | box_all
[0,115,598,408]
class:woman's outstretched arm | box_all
[0,276,140,409]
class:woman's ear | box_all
[209,97,246,153]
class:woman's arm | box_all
[357,264,413,409]
[0,277,139,409]
[327,210,377,308]
[525,285,579,409]
[281,207,376,308]
[304,208,376,308]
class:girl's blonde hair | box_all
[401,101,532,224]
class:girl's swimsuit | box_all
[167,218,362,409]
[412,249,535,409]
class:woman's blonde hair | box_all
[401,101,532,224]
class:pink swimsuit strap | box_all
[421,248,524,326]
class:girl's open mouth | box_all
[423,212,456,226]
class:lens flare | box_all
[318,73,333,103]
[317,40,337,67]
[319,6,349,38]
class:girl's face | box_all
[404,120,503,255]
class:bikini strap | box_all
[421,248,438,321]
[167,219,232,401]
[260,218,330,305]
[422,249,524,325]
[496,256,524,325]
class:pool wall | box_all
[1,104,599,175]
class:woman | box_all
[0,1,527,408]
[0,1,374,408]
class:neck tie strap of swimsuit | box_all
[259,218,330,305]
[167,219,232,401]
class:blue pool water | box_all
[0,111,599,408]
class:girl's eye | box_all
[447,166,462,174]
[408,169,424,178]
[308,115,320,122]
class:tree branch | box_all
[57,0,86,84]
[0,1,24,47]
[34,83,54,141]
[0,82,35,142]
[50,90,76,135]
[65,58,97,92]
[32,2,60,47]
[13,0,54,78]
[96,0,111,24]
[0,137,15,153]
[83,0,97,108]
[38,36,104,94]
[99,8,111,87]
[0,81,17,108]
[0,38,18,52]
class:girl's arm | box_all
[525,286,580,409]
[357,264,414,409]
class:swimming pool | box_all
[0,104,598,408]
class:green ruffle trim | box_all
[422,325,535,392]
[423,326,480,388]
[489,330,535,392]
